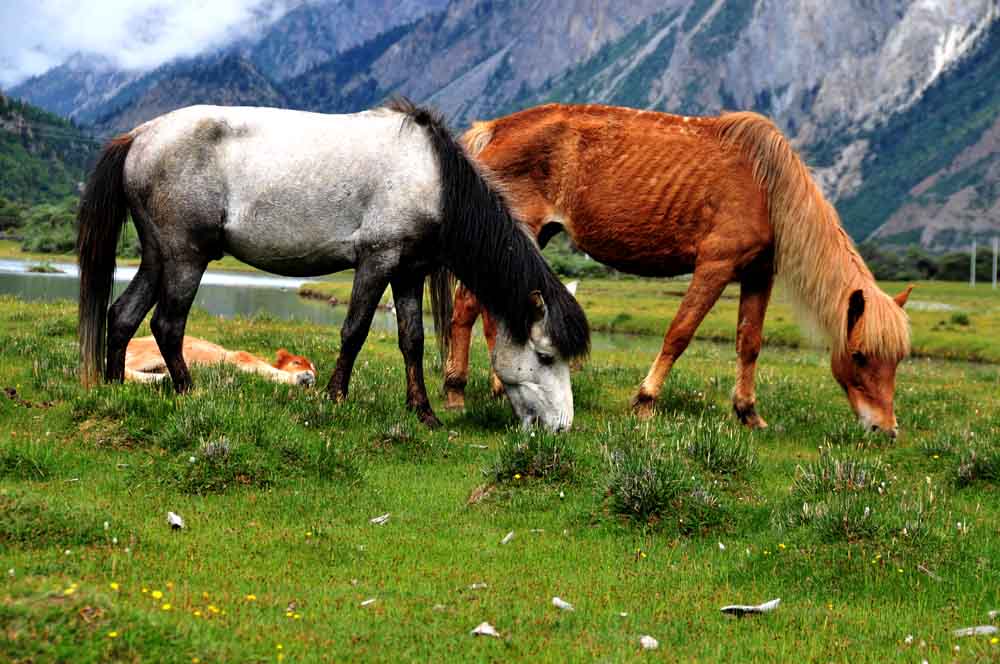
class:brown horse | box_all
[444,104,912,437]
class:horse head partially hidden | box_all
[491,291,574,431]
[273,349,318,386]
[830,286,912,438]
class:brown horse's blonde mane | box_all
[714,112,910,360]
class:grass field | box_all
[1,282,999,662]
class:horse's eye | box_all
[852,351,867,367]
[537,352,555,366]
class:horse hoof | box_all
[444,390,466,411]
[734,403,768,429]
[631,395,656,420]
[420,412,443,428]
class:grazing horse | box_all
[125,336,317,386]
[444,104,912,437]
[77,100,589,431]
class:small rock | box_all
[618,612,628,617]
[500,531,514,545]
[471,621,500,638]
[370,513,390,525]
[468,582,488,590]
[952,625,998,637]
[167,511,185,530]
[552,597,574,611]
[360,598,377,607]
[721,598,780,617]
[639,635,658,650]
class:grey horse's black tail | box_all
[77,133,134,387]
[427,266,454,367]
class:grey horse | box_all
[77,99,589,430]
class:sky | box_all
[0,0,293,88]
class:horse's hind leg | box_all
[105,260,161,382]
[391,272,441,428]
[632,260,734,419]
[150,257,208,394]
[443,283,481,410]
[733,270,773,429]
[326,261,390,401]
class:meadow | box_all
[1,278,999,662]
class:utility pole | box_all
[993,237,998,290]
[970,239,976,287]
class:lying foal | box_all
[125,336,317,386]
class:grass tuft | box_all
[602,430,726,533]
[485,430,577,482]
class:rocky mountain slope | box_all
[9,0,1000,249]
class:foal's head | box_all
[830,286,912,438]
[273,349,318,387]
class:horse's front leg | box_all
[632,260,734,419]
[325,262,390,402]
[443,283,481,410]
[733,270,773,429]
[391,273,441,428]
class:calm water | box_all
[0,258,656,352]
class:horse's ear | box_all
[529,290,547,323]
[894,284,914,308]
[275,348,290,363]
[847,289,865,338]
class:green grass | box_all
[1,291,999,662]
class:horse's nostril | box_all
[869,424,878,433]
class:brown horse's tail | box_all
[427,266,454,368]
[715,112,910,359]
[77,133,135,387]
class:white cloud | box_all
[0,0,294,88]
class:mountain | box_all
[0,90,94,203]
[8,0,1000,250]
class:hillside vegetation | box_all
[0,93,94,203]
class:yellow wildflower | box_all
[63,586,77,596]
[276,644,284,650]
[151,590,163,600]
[514,474,521,480]
[293,613,301,620]
[193,610,203,617]
[991,637,999,645]
[286,611,294,618]
[142,587,149,594]
[202,591,210,600]
[109,582,120,591]
[208,605,220,614]
[162,603,172,611]
[107,631,119,639]
[777,543,786,550]
[245,594,257,601]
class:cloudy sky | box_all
[0,0,293,88]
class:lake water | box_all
[0,258,397,329]
[0,258,658,351]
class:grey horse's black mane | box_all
[385,97,590,360]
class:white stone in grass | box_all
[952,625,998,637]
[167,511,185,530]
[370,513,390,525]
[500,531,515,545]
[471,621,500,638]
[360,598,377,607]
[639,635,659,650]
[468,582,488,590]
[618,612,628,617]
[552,597,574,611]
[720,598,780,617]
